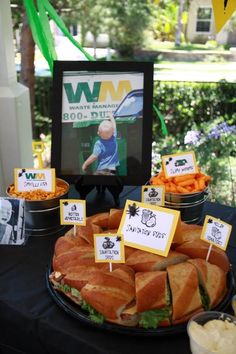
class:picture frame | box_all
[51,60,154,186]
[0,197,25,245]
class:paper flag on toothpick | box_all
[212,0,236,33]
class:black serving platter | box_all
[46,265,235,336]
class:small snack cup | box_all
[187,311,236,354]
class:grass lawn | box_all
[146,40,228,52]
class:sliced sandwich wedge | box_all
[135,270,171,328]
[188,258,227,309]
[167,262,203,324]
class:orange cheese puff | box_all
[194,180,199,190]
[198,177,206,190]
[151,176,164,186]
[203,175,212,182]
[178,178,196,187]
[165,183,172,193]
[169,182,178,193]
[176,185,190,193]
[186,186,194,192]
[173,174,196,184]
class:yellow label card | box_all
[14,168,56,192]
[118,200,180,257]
[94,234,125,263]
[60,199,86,226]
[200,215,232,251]
[162,151,198,178]
[141,185,165,206]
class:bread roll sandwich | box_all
[49,209,231,329]
[81,266,136,325]
[53,245,98,272]
[167,262,203,324]
[188,258,227,308]
[135,270,171,328]
[126,249,189,272]
[175,239,230,272]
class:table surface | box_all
[0,186,236,354]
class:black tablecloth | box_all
[0,186,236,354]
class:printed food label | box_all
[162,151,198,178]
[14,168,56,192]
[94,233,125,263]
[118,200,180,257]
[200,215,232,251]
[60,199,86,225]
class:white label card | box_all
[162,151,198,178]
[94,234,125,263]
[141,185,165,206]
[60,199,86,225]
[200,215,232,251]
[14,168,56,192]
[118,200,180,257]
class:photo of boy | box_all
[0,199,14,244]
[82,114,120,175]
[0,198,25,245]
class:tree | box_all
[104,0,152,57]
[62,0,107,58]
[152,0,178,42]
[175,0,186,46]
[10,0,79,138]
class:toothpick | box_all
[109,262,112,272]
[73,224,76,237]
[206,244,212,262]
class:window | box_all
[196,7,212,32]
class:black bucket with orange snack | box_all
[164,187,209,224]
[150,170,211,224]
[7,178,69,236]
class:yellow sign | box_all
[14,168,56,193]
[94,234,125,263]
[118,200,180,257]
[141,185,165,206]
[212,0,236,33]
[162,151,198,178]
[60,199,86,226]
[200,215,232,251]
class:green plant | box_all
[152,81,236,206]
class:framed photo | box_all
[51,61,153,186]
[0,197,25,245]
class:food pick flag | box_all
[212,0,236,33]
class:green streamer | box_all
[23,0,55,72]
[37,0,57,62]
[23,0,94,75]
[41,0,94,61]
[153,104,168,136]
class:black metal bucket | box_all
[7,178,69,236]
[164,188,209,224]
